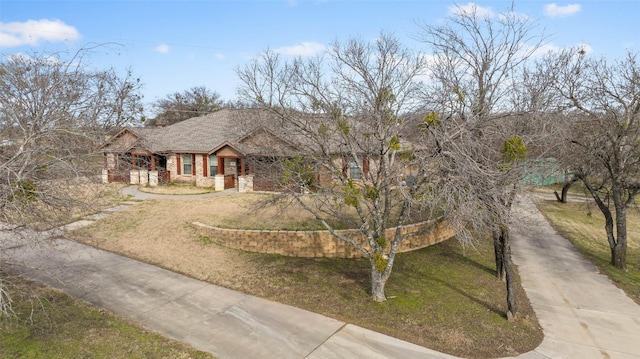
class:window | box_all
[182,154,192,175]
[209,155,218,176]
[349,160,361,179]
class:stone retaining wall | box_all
[191,219,453,258]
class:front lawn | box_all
[68,194,542,358]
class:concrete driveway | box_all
[509,195,640,359]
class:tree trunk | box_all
[612,193,628,271]
[493,230,506,280]
[554,177,578,203]
[581,175,622,269]
[502,226,517,320]
[371,265,388,302]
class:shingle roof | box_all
[105,108,420,156]
[118,108,295,155]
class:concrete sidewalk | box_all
[0,230,456,359]
[2,191,640,358]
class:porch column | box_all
[132,154,137,169]
[363,156,369,177]
[217,156,224,175]
[151,156,156,171]
[240,158,245,176]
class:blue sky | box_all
[1,0,638,115]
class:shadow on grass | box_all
[430,275,506,318]
[448,250,497,277]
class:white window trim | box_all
[209,154,218,177]
[182,154,192,176]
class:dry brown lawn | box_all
[68,194,323,291]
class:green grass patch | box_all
[242,238,542,359]
[538,199,640,304]
[195,234,213,245]
[138,184,215,195]
[0,273,213,359]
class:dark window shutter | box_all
[203,155,208,177]
[176,155,181,175]
[192,154,196,175]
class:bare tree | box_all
[0,48,144,318]
[417,3,549,319]
[147,86,222,126]
[237,33,440,302]
[88,68,145,133]
[547,49,640,270]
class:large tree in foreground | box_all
[0,50,143,227]
[417,3,550,319]
[237,33,440,302]
[0,49,144,318]
[547,49,640,270]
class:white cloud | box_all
[544,3,581,18]
[274,41,325,56]
[499,10,531,22]
[5,52,65,66]
[155,43,169,54]
[449,2,494,18]
[0,19,80,48]
[522,43,562,58]
[215,53,225,60]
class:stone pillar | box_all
[106,153,116,169]
[238,176,246,193]
[246,175,253,192]
[139,169,149,185]
[239,175,254,193]
[130,170,140,184]
[214,174,225,191]
[102,169,109,184]
[149,171,158,187]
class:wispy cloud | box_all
[7,52,55,63]
[274,41,325,56]
[214,53,225,60]
[0,19,80,48]
[155,43,169,54]
[449,2,494,18]
[544,3,581,18]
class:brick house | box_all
[101,108,304,192]
[101,108,402,192]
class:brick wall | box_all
[191,219,453,258]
